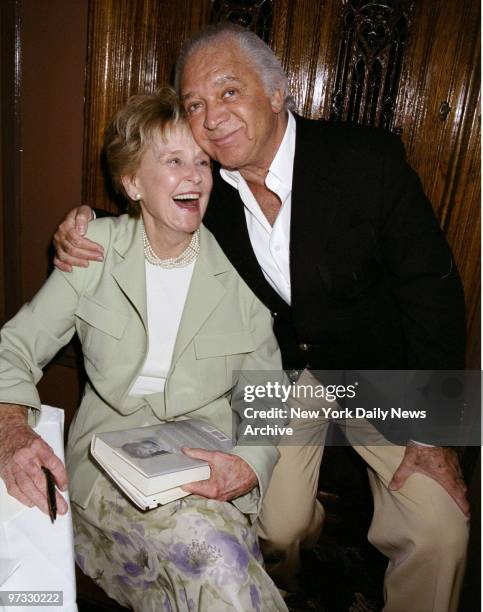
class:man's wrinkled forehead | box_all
[181,74,241,101]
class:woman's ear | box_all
[121,175,138,201]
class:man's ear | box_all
[121,175,138,201]
[270,88,285,114]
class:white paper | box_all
[0,405,78,612]
[0,559,21,587]
[0,480,26,524]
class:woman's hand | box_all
[0,405,69,516]
[53,205,104,272]
[180,448,258,501]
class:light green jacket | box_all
[0,215,283,514]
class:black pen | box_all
[41,466,57,523]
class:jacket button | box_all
[299,343,310,351]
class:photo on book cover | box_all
[121,438,171,459]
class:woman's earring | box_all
[134,193,142,201]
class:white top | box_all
[129,260,194,396]
[220,111,296,305]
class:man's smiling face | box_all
[180,40,286,175]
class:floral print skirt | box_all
[73,475,288,611]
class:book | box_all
[90,418,232,510]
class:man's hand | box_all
[181,448,258,501]
[0,406,69,516]
[389,443,469,516]
[53,205,104,272]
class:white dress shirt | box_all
[220,112,296,305]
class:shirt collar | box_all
[220,111,296,193]
[267,111,295,191]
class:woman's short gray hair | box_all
[175,23,295,111]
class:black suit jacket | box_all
[203,115,466,373]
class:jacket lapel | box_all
[290,116,343,296]
[111,217,148,328]
[207,171,290,316]
[171,226,229,364]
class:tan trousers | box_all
[257,371,469,612]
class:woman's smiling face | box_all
[123,123,213,241]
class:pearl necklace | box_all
[142,226,200,268]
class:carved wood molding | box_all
[210,0,273,40]
[330,0,414,130]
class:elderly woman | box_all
[0,88,287,611]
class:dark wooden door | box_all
[82,0,480,367]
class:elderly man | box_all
[54,24,469,612]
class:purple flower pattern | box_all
[73,477,288,611]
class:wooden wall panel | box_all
[270,0,480,367]
[395,1,480,214]
[394,0,480,365]
[83,0,212,211]
[445,88,480,369]
[271,0,341,119]
[80,0,479,367]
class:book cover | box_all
[91,419,233,507]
